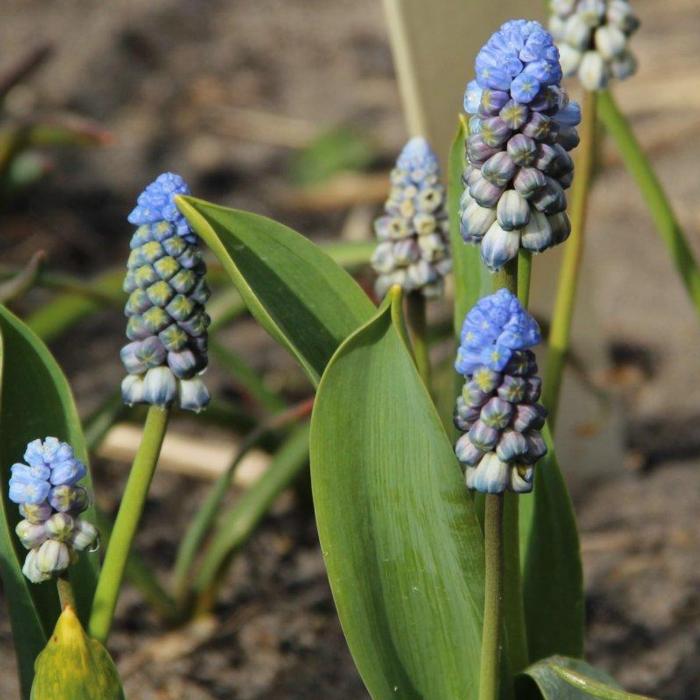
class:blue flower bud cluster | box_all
[8,438,98,583]
[549,0,639,91]
[121,173,210,412]
[454,290,547,494]
[461,20,581,271]
[371,138,452,299]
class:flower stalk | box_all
[89,405,169,643]
[543,89,597,429]
[480,493,505,700]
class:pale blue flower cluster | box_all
[371,138,451,299]
[121,173,210,412]
[128,172,196,242]
[461,20,581,271]
[549,0,639,91]
[454,290,547,494]
[456,288,541,376]
[470,19,562,105]
[8,438,97,583]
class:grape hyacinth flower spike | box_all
[460,19,581,271]
[549,0,640,91]
[8,437,98,583]
[454,290,547,493]
[371,137,452,299]
[121,173,210,412]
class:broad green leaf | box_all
[176,196,376,386]
[0,305,99,697]
[519,425,584,661]
[310,290,485,699]
[447,118,491,333]
[31,607,124,700]
[519,655,655,700]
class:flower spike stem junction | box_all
[89,406,169,643]
[57,574,76,611]
[406,291,431,388]
[543,89,597,430]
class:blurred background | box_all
[0,1,699,698]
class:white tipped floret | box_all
[594,24,626,60]
[178,377,210,413]
[579,50,608,91]
[466,453,510,494]
[142,367,177,407]
[481,222,521,271]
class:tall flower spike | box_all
[460,19,581,271]
[371,137,452,299]
[121,173,210,412]
[8,438,98,583]
[454,290,547,494]
[549,0,640,91]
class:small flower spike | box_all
[454,290,547,494]
[371,137,452,299]
[460,20,580,271]
[121,173,210,412]
[549,0,640,91]
[8,438,98,583]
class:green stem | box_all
[88,406,169,643]
[597,90,700,314]
[56,574,76,611]
[482,259,528,693]
[406,291,431,388]
[543,90,597,431]
[480,494,504,700]
[517,251,532,308]
[493,258,530,682]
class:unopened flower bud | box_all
[36,540,70,575]
[454,290,548,494]
[371,138,451,299]
[15,520,49,550]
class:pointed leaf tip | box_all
[31,607,124,700]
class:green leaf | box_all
[597,90,700,316]
[447,117,491,333]
[310,289,485,699]
[519,426,584,661]
[520,656,655,700]
[176,196,376,385]
[288,126,376,186]
[31,607,124,700]
[0,305,99,697]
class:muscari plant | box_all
[0,3,695,699]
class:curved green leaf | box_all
[448,118,491,334]
[0,305,98,697]
[519,426,584,661]
[520,656,655,700]
[310,290,485,699]
[176,196,376,385]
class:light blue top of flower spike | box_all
[8,437,86,505]
[396,137,440,177]
[455,289,541,376]
[465,19,562,111]
[128,172,195,241]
